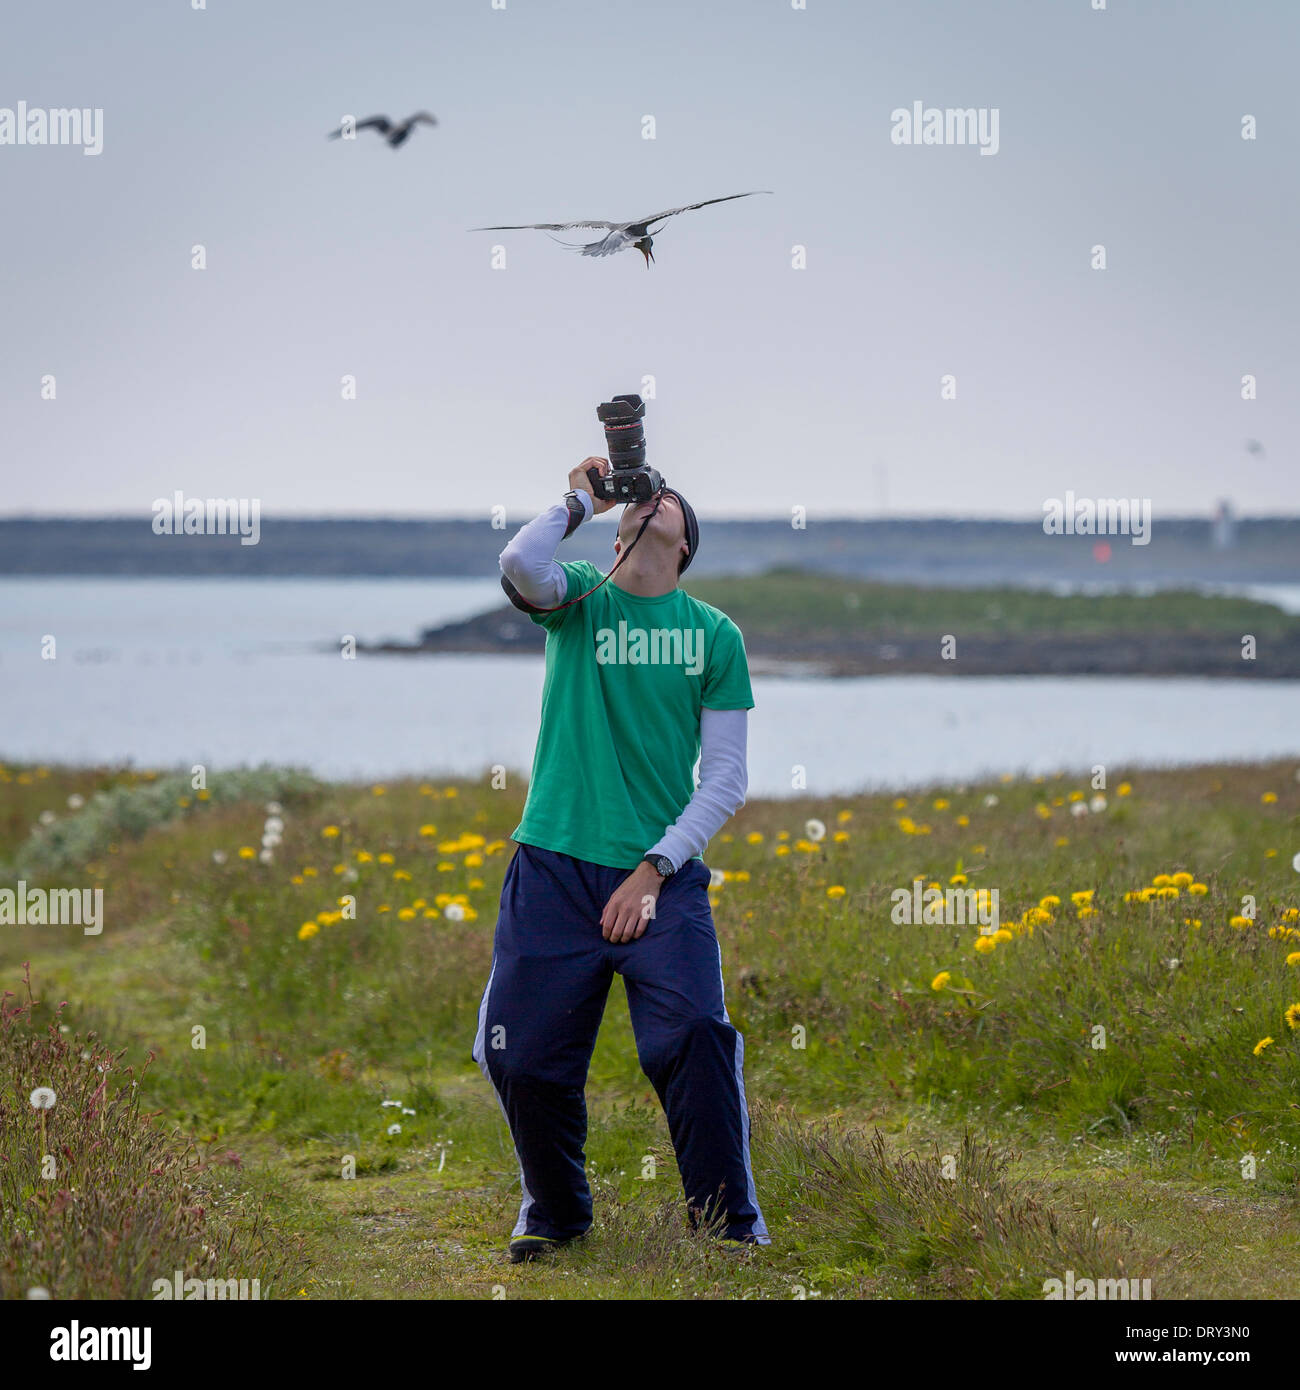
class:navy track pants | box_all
[472,842,769,1244]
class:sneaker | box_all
[507,1234,571,1264]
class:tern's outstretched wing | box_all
[353,116,394,133]
[407,111,438,126]
[470,219,620,232]
[632,190,773,230]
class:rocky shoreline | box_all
[360,603,1300,679]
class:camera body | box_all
[588,394,664,503]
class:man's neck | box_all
[609,551,679,598]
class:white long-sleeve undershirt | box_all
[498,495,748,872]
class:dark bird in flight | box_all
[471,191,773,266]
[328,112,438,148]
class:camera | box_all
[588,395,664,503]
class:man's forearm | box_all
[499,491,593,606]
[647,707,749,871]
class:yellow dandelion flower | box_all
[297,921,319,941]
[321,826,340,839]
[1286,1004,1300,1031]
[419,825,437,838]
[992,929,1013,944]
[469,877,485,889]
[397,908,416,921]
[437,861,455,872]
[930,971,951,991]
[1230,915,1253,930]
[378,852,395,865]
[1070,890,1094,906]
[1155,886,1180,899]
[837,809,853,823]
[356,850,373,864]
[1068,790,1085,802]
[1054,837,1069,847]
[238,846,256,860]
[746,831,764,844]
[833,830,850,842]
[486,840,506,855]
[734,870,751,883]
[1035,804,1052,819]
[1117,782,1131,796]
[393,869,412,881]
[1152,874,1172,888]
[1282,909,1300,922]
[196,789,211,801]
[1262,792,1278,804]
[465,854,484,868]
[956,815,970,827]
[933,798,949,811]
[291,874,304,886]
[826,885,846,900]
[444,786,459,797]
[777,830,790,841]
[950,873,968,886]
[776,846,790,857]
[1253,1037,1274,1056]
[302,866,318,878]
[973,935,998,953]
[1187,883,1208,896]
[371,785,387,796]
[892,798,907,810]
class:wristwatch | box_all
[562,489,588,538]
[642,853,676,880]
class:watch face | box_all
[653,856,673,877]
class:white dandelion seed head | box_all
[67,794,84,810]
[211,850,228,865]
[29,1087,57,1110]
[264,816,284,835]
[1089,794,1107,813]
[261,831,282,849]
[1070,802,1089,818]
[708,868,726,889]
[381,1099,401,1108]
[258,849,275,865]
[265,801,283,816]
[26,1287,51,1300]
[983,794,999,807]
[805,818,826,842]
[38,810,56,826]
[387,1123,402,1136]
[444,903,466,921]
[401,1107,415,1116]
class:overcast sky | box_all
[1,0,1296,520]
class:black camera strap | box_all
[521,484,667,615]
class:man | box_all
[473,456,769,1262]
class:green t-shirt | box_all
[512,560,754,870]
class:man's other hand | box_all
[571,457,618,515]
[600,862,663,943]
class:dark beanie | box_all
[663,487,699,574]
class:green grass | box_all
[2,756,1299,1299]
[683,568,1300,640]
